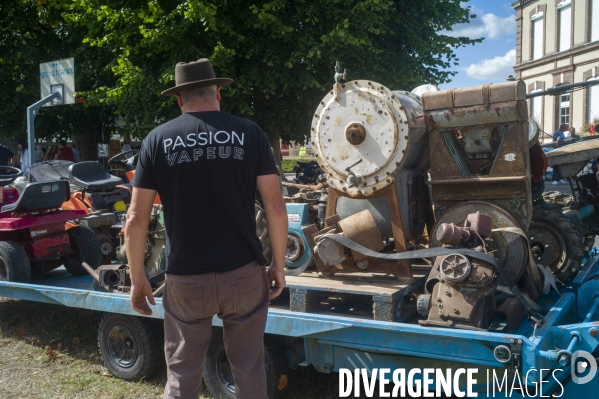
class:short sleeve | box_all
[256,128,279,176]
[131,139,158,190]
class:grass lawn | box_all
[0,297,342,399]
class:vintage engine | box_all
[418,212,498,330]
[303,77,432,279]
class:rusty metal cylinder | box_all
[436,223,471,246]
[337,210,384,260]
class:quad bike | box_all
[28,160,131,264]
[0,166,102,283]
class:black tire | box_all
[256,201,272,264]
[0,240,31,283]
[62,226,102,276]
[98,313,163,381]
[203,328,289,399]
[529,205,584,281]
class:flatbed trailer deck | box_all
[1,253,599,398]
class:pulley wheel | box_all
[431,201,528,282]
[439,253,472,283]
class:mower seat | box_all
[69,161,123,191]
[1,180,70,214]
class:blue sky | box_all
[438,0,517,89]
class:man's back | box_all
[133,111,278,274]
[57,146,75,162]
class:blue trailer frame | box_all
[1,211,598,397]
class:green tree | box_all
[0,0,118,160]
[2,0,479,163]
[62,0,479,160]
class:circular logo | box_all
[571,350,597,384]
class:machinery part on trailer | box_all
[98,313,164,381]
[285,233,304,263]
[417,294,431,316]
[62,226,102,276]
[81,261,100,282]
[423,81,532,231]
[97,232,116,265]
[422,213,498,330]
[494,345,512,363]
[311,80,429,197]
[203,328,289,399]
[313,210,384,270]
[96,264,130,287]
[431,201,528,282]
[256,201,272,265]
[316,233,544,323]
[528,118,540,148]
[411,84,440,98]
[0,240,31,283]
[439,253,472,283]
[545,139,599,179]
[529,205,584,281]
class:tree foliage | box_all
[1,0,480,154]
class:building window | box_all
[592,0,599,42]
[557,1,571,52]
[532,12,544,60]
[530,90,543,124]
[589,78,599,123]
[560,93,570,125]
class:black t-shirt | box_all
[0,145,14,166]
[132,111,278,275]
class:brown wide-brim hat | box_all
[161,58,233,96]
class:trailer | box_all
[0,241,598,398]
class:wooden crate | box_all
[277,272,426,322]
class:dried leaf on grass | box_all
[14,327,27,338]
[46,348,57,362]
[31,338,39,346]
[278,374,288,390]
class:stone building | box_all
[513,0,599,137]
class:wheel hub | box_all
[107,325,138,368]
[528,222,566,272]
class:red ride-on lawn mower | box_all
[0,167,102,283]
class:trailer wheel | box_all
[256,201,272,264]
[203,329,289,399]
[529,206,584,281]
[98,313,163,381]
[0,240,31,283]
[63,226,102,276]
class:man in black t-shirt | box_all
[126,59,287,399]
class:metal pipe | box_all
[282,181,325,191]
[566,332,580,354]
[81,262,100,283]
[526,80,599,98]
[27,91,61,168]
[584,296,599,323]
[152,283,165,297]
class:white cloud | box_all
[465,49,516,81]
[444,8,515,40]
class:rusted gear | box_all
[440,253,472,283]
[345,123,366,145]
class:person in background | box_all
[552,124,568,184]
[34,145,44,163]
[0,143,15,170]
[568,127,580,140]
[122,134,132,153]
[72,144,80,163]
[17,139,29,176]
[54,139,74,162]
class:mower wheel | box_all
[98,313,164,381]
[203,328,289,399]
[0,240,31,283]
[63,226,102,276]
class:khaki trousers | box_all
[162,261,270,399]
